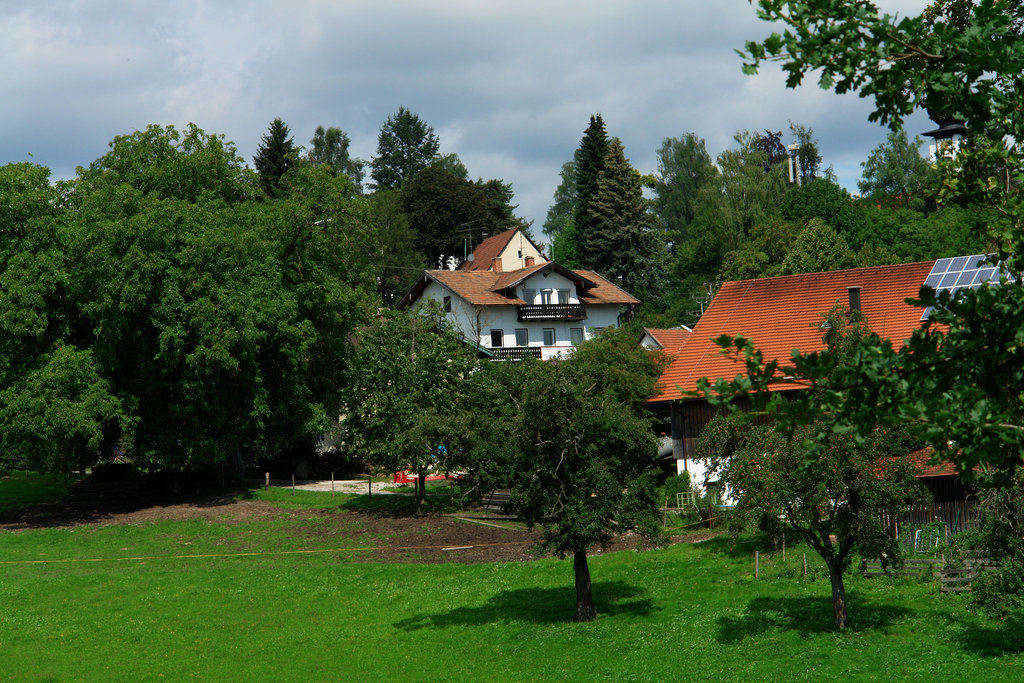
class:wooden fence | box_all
[879,499,980,538]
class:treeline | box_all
[543,119,995,326]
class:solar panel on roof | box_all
[920,254,1014,320]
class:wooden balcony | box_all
[491,346,543,362]
[517,303,586,322]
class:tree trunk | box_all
[417,469,426,504]
[827,561,849,630]
[573,551,596,622]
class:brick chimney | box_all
[525,255,535,267]
[491,257,502,273]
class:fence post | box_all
[755,551,759,579]
[803,553,807,578]
[265,472,269,492]
[331,471,335,497]
[292,474,295,495]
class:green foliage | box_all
[858,128,935,207]
[698,312,930,629]
[580,138,669,302]
[400,165,519,268]
[506,328,665,556]
[542,160,576,238]
[653,133,714,233]
[253,118,297,198]
[306,125,365,192]
[370,106,441,191]
[729,0,1024,480]
[0,125,375,474]
[779,178,866,240]
[345,307,493,502]
[779,218,856,275]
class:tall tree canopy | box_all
[581,138,668,302]
[653,133,714,236]
[0,125,374,474]
[253,118,297,198]
[370,106,441,191]
[307,125,365,192]
[400,165,519,268]
[858,128,935,206]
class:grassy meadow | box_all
[1,475,1023,681]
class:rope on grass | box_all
[0,540,532,566]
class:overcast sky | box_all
[3,1,933,231]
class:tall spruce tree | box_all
[370,107,441,191]
[571,114,609,266]
[253,118,296,198]
[583,138,667,302]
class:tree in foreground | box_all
[726,1,1024,476]
[697,312,929,630]
[345,307,485,503]
[370,106,440,191]
[503,328,665,621]
[253,118,297,198]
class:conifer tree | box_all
[253,118,296,198]
[570,114,609,264]
[582,139,667,301]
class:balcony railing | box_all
[517,303,586,322]
[491,346,543,362]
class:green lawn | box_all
[0,470,76,512]
[1,487,1022,681]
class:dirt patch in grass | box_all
[0,490,722,564]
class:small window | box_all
[543,328,555,346]
[515,328,528,346]
[443,295,451,312]
[570,328,583,346]
[490,329,503,348]
[523,288,537,304]
[517,249,523,259]
[558,289,571,304]
[541,289,554,305]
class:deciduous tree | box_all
[504,328,665,621]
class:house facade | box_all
[456,226,548,273]
[398,261,639,360]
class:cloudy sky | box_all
[3,1,932,230]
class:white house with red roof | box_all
[398,260,640,360]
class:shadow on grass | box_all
[717,594,914,642]
[943,610,1024,657]
[394,581,653,630]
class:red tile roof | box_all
[650,261,935,403]
[457,228,517,271]
[906,447,958,477]
[398,264,640,309]
[456,227,547,272]
[644,327,692,351]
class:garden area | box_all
[2,472,1022,681]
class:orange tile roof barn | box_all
[642,327,692,352]
[650,261,935,403]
